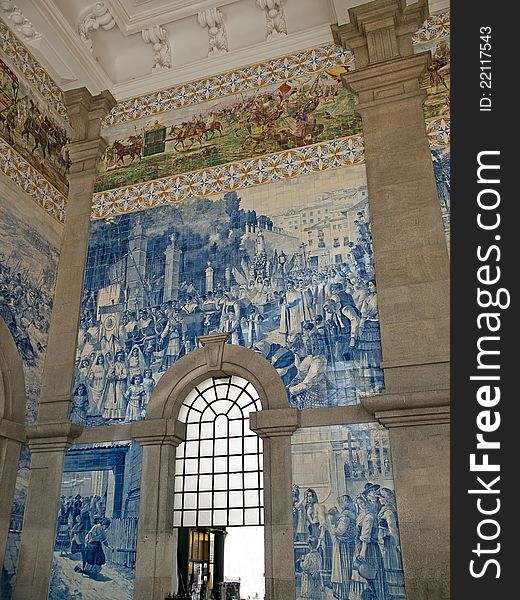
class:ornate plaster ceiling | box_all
[0,0,449,100]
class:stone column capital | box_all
[133,417,186,447]
[343,52,429,111]
[64,87,116,174]
[25,421,82,453]
[361,390,450,427]
[249,407,299,438]
[64,87,116,143]
[0,417,26,443]
[332,0,428,68]
[67,137,109,175]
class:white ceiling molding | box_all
[28,0,112,94]
[78,2,116,52]
[112,22,333,101]
[198,7,228,57]
[256,0,287,40]
[141,24,171,72]
[8,0,339,98]
[106,0,241,35]
[0,0,40,41]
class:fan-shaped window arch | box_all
[173,375,263,528]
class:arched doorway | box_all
[173,375,264,597]
[135,334,298,600]
[0,317,26,578]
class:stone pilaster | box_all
[250,408,299,600]
[0,420,24,572]
[133,419,186,600]
[12,423,81,599]
[332,2,449,599]
[37,88,116,424]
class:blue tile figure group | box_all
[72,172,385,427]
[292,425,407,600]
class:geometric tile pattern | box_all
[0,139,66,222]
[0,18,68,121]
[91,135,365,218]
[103,44,354,126]
[412,10,450,44]
[427,116,450,147]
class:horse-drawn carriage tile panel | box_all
[95,70,362,193]
[0,52,71,197]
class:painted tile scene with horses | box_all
[0,57,71,195]
[95,70,361,192]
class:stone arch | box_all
[0,316,26,424]
[135,334,298,600]
[146,334,289,420]
[0,316,27,572]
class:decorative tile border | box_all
[103,44,354,127]
[412,10,450,44]
[91,135,365,219]
[0,139,66,222]
[427,117,450,148]
[0,19,67,121]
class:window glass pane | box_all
[200,422,213,439]
[199,475,212,491]
[213,510,227,526]
[200,457,213,474]
[184,441,199,458]
[178,405,189,423]
[229,456,242,472]
[185,476,198,491]
[229,473,242,489]
[199,492,212,509]
[229,509,243,526]
[226,385,245,401]
[214,492,227,508]
[173,376,263,527]
[231,376,249,389]
[214,474,227,490]
[244,472,259,488]
[199,439,213,456]
[192,397,208,413]
[199,510,212,526]
[229,437,242,455]
[245,508,259,525]
[214,457,227,473]
[211,399,233,415]
[185,459,198,475]
[229,491,243,508]
[173,511,182,527]
[215,415,228,437]
[228,420,243,436]
[214,439,227,456]
[244,455,258,471]
[186,423,199,438]
[184,493,197,509]
[244,436,258,453]
[245,490,258,506]
[184,511,197,526]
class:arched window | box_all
[173,376,263,528]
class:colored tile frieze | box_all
[91,135,365,219]
[0,18,67,120]
[103,44,354,126]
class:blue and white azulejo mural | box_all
[72,166,384,427]
[292,424,407,600]
[48,441,142,600]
